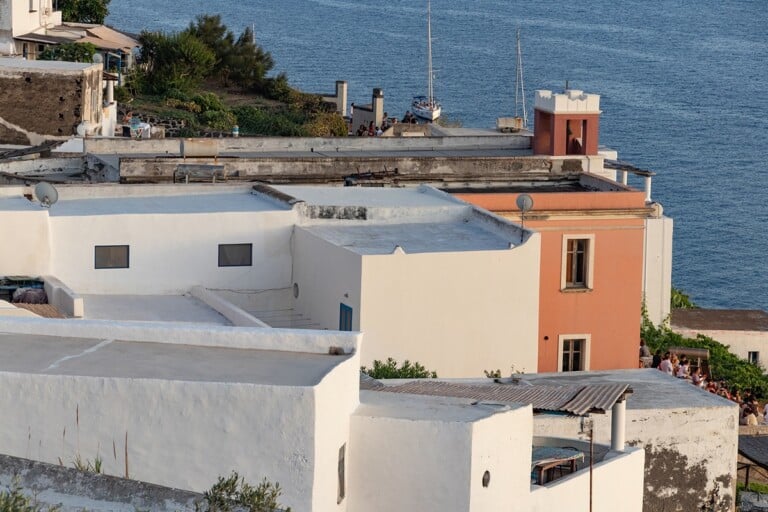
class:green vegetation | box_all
[120,14,345,136]
[737,481,768,494]
[196,472,291,512]
[671,286,697,309]
[361,358,438,379]
[38,42,96,63]
[643,313,768,397]
[0,479,60,512]
[59,0,110,24]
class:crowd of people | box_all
[642,340,766,425]
[350,108,422,137]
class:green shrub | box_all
[199,110,237,131]
[361,358,438,379]
[0,479,60,512]
[671,287,697,309]
[192,92,227,112]
[196,471,291,512]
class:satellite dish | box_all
[515,194,534,243]
[516,193,534,212]
[34,182,58,208]
[92,53,103,64]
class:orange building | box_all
[453,89,671,372]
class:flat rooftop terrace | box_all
[303,220,517,254]
[0,332,349,386]
[81,295,230,325]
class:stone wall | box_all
[0,64,101,144]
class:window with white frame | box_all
[561,235,595,290]
[749,351,760,365]
[558,335,590,372]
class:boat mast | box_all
[427,0,434,103]
[514,27,528,128]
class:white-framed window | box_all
[558,335,590,372]
[561,234,595,290]
[749,351,760,365]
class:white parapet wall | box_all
[528,447,645,512]
[534,89,601,114]
[348,392,533,512]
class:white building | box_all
[672,308,768,369]
[0,182,540,377]
[0,314,645,512]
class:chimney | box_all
[372,88,384,127]
[532,89,601,156]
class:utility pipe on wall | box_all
[610,398,627,451]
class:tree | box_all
[185,15,235,85]
[137,31,215,94]
[39,42,96,63]
[222,26,274,92]
[59,0,110,24]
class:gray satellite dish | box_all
[516,193,534,212]
[515,193,534,243]
[34,182,58,208]
[92,53,103,64]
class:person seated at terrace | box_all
[658,352,674,375]
[676,357,690,379]
[741,405,759,426]
[691,368,705,387]
[651,349,662,369]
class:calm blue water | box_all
[108,0,768,311]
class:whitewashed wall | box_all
[468,405,533,510]
[529,448,645,512]
[0,336,361,511]
[534,398,738,512]
[358,234,541,378]
[644,216,673,325]
[291,228,362,331]
[48,209,296,294]
[348,403,532,512]
[0,201,51,276]
[312,354,361,511]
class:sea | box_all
[107,0,768,311]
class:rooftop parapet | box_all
[534,89,601,114]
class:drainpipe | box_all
[610,397,626,451]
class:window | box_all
[95,245,129,269]
[339,303,353,331]
[218,243,252,267]
[558,335,590,372]
[561,235,594,290]
[749,351,760,365]
[337,444,346,504]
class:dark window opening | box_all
[218,243,252,267]
[337,444,346,504]
[562,338,585,372]
[95,245,129,269]
[565,238,589,288]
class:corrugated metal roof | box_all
[374,380,631,416]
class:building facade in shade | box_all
[454,89,673,373]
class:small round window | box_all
[482,470,491,488]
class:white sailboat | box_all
[411,0,441,121]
